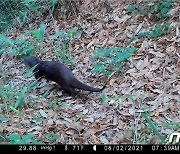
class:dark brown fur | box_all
[24,56,106,96]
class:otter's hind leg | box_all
[61,87,78,97]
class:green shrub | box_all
[126,0,175,19]
[0,0,59,32]
[91,47,138,76]
[7,133,44,144]
[131,22,171,41]
[0,25,77,66]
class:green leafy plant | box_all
[0,67,41,114]
[127,0,174,42]
[131,22,171,41]
[54,27,78,65]
[49,0,59,13]
[91,47,138,76]
[126,0,174,19]
[143,112,165,144]
[0,0,56,32]
[0,0,26,32]
[45,133,58,141]
[6,133,44,144]
[31,24,46,42]
[0,80,27,114]
[0,25,77,67]
[148,22,170,37]
[22,0,41,15]
[0,33,39,56]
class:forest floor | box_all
[1,0,180,144]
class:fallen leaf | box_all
[139,55,149,70]
[84,117,94,123]
[28,126,43,132]
[114,15,131,23]
[124,130,133,139]
[166,46,176,55]
[0,125,4,133]
[39,109,48,118]
[99,135,109,144]
[170,105,177,112]
[83,109,89,115]
[109,78,117,86]
[128,108,134,115]
[149,136,159,144]
[117,123,125,130]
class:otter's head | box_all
[24,56,41,68]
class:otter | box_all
[24,56,106,96]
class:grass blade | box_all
[15,87,27,109]
[143,112,165,144]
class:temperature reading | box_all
[73,145,84,151]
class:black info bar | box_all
[0,144,179,152]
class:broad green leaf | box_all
[0,115,12,122]
[22,134,34,142]
[45,133,58,141]
[92,48,104,60]
[0,34,14,45]
[130,35,136,42]
[112,47,125,52]
[69,27,78,37]
[0,49,5,54]
[9,49,18,56]
[126,4,138,13]
[39,24,46,42]
[54,31,69,38]
[137,31,150,37]
[161,13,170,18]
[164,22,171,27]
[117,52,131,61]
[126,47,138,53]
[10,133,20,142]
[32,117,42,124]
[161,2,171,8]
[60,102,68,108]
[102,93,107,103]
[104,49,112,56]
[93,63,104,71]
[161,8,169,14]
[32,29,40,39]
